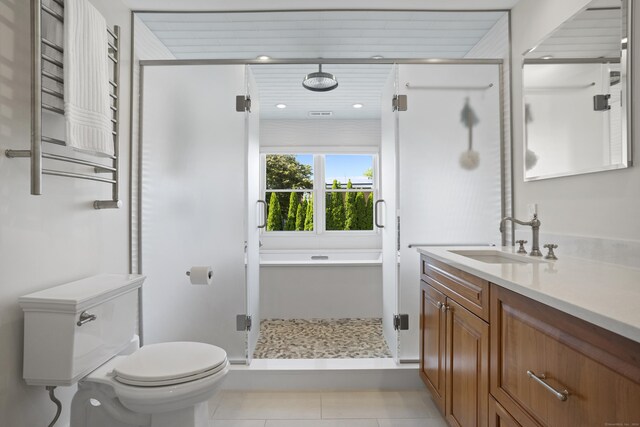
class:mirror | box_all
[522,0,632,181]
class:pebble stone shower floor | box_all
[253,318,392,359]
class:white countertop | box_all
[416,246,640,344]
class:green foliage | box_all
[304,195,314,231]
[365,193,374,229]
[325,192,333,230]
[355,192,367,230]
[285,192,299,231]
[295,199,307,231]
[266,155,312,222]
[328,180,345,230]
[266,155,313,190]
[344,180,358,230]
[363,168,373,179]
[266,193,283,231]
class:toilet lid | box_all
[113,342,227,387]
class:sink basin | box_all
[450,250,548,264]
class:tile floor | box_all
[253,319,392,359]
[208,390,448,427]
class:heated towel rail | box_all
[5,0,122,209]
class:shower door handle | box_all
[257,200,267,229]
[374,199,385,228]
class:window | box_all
[263,152,377,234]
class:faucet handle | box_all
[543,244,558,260]
[515,240,528,254]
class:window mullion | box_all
[315,154,325,234]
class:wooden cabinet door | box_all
[420,280,447,412]
[489,396,523,427]
[491,285,640,427]
[445,298,489,427]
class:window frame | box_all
[260,146,379,237]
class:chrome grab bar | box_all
[257,200,267,229]
[374,199,385,228]
[526,370,569,401]
[77,311,97,327]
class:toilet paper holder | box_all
[185,270,213,279]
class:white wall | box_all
[260,266,382,319]
[260,119,380,148]
[0,0,132,425]
[511,0,640,246]
[130,15,175,274]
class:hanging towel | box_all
[64,0,113,156]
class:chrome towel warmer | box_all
[5,0,122,209]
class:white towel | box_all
[64,0,113,156]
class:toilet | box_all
[19,274,228,427]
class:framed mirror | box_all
[522,0,633,181]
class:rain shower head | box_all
[302,65,338,92]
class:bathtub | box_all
[259,249,382,319]
[260,249,382,266]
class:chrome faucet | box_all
[499,213,542,257]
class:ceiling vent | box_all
[308,111,333,117]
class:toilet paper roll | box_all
[188,266,213,285]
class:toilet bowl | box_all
[71,342,229,427]
[19,274,228,427]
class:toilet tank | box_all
[19,274,145,386]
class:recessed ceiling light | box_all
[257,55,271,60]
[352,103,364,109]
[541,55,554,60]
[276,103,287,109]
[371,55,384,59]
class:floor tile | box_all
[377,418,448,427]
[320,391,440,419]
[212,391,322,420]
[210,421,266,427]
[265,420,378,427]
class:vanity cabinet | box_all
[420,256,490,427]
[491,284,640,427]
[419,254,640,427]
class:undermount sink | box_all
[450,249,548,264]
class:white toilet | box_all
[19,274,228,427]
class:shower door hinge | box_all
[393,314,409,331]
[236,95,252,112]
[593,94,611,111]
[236,314,252,331]
[392,95,407,112]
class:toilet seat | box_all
[113,342,228,387]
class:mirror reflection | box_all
[523,0,631,180]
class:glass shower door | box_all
[380,65,400,362]
[396,63,503,360]
[140,64,250,362]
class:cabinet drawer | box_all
[491,285,640,427]
[422,255,489,321]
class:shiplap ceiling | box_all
[137,10,507,119]
[527,1,623,59]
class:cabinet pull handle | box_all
[436,302,443,309]
[77,311,97,326]
[526,370,569,401]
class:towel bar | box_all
[5,0,121,209]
